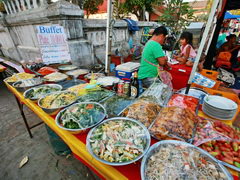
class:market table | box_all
[4,82,240,180]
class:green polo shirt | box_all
[138,40,165,79]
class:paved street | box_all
[0,80,99,180]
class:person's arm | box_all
[228,45,240,53]
[176,46,191,64]
[157,56,168,66]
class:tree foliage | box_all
[118,0,161,21]
[158,0,195,34]
[83,0,104,18]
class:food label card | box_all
[37,25,71,64]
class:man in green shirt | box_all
[138,26,168,88]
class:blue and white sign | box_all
[37,25,71,64]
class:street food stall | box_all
[3,61,240,179]
[2,0,240,179]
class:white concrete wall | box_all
[0,0,156,67]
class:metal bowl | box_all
[55,102,107,134]
[141,140,233,180]
[86,117,151,166]
[3,74,36,85]
[58,65,78,72]
[12,78,44,92]
[3,77,15,85]
[38,91,78,115]
[23,84,62,101]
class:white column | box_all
[20,0,26,11]
[15,0,21,12]
[32,0,38,8]
[25,0,32,9]
[10,0,17,13]
[6,1,13,14]
[2,2,10,14]
[105,0,112,74]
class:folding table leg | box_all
[14,96,33,138]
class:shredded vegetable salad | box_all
[89,119,148,163]
[59,103,105,129]
[145,143,228,180]
[40,91,77,109]
[25,85,61,99]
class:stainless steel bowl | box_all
[12,78,44,92]
[86,117,151,166]
[55,102,107,134]
[141,140,233,180]
[23,84,62,101]
[38,91,77,115]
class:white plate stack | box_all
[203,95,238,120]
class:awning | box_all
[224,11,240,19]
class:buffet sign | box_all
[37,25,71,64]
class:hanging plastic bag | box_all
[158,69,173,89]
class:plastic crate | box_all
[200,69,219,80]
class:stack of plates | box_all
[203,95,238,120]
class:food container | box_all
[86,117,151,166]
[77,89,115,103]
[23,84,62,101]
[38,91,77,115]
[102,95,135,117]
[13,78,44,92]
[58,64,78,72]
[66,69,89,79]
[4,73,35,85]
[55,102,107,134]
[141,140,233,180]
[43,72,68,83]
[84,73,105,81]
[96,76,120,88]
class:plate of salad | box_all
[86,117,151,166]
[55,102,107,134]
[24,84,62,101]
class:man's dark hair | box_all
[152,26,168,36]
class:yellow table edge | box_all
[5,82,128,180]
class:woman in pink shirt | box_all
[173,32,197,66]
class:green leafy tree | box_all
[83,0,104,18]
[120,0,161,21]
[158,0,195,34]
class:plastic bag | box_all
[194,118,240,169]
[140,82,172,107]
[158,70,173,89]
[102,95,135,117]
[218,68,235,85]
[168,94,199,113]
[149,107,198,143]
[121,97,161,128]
